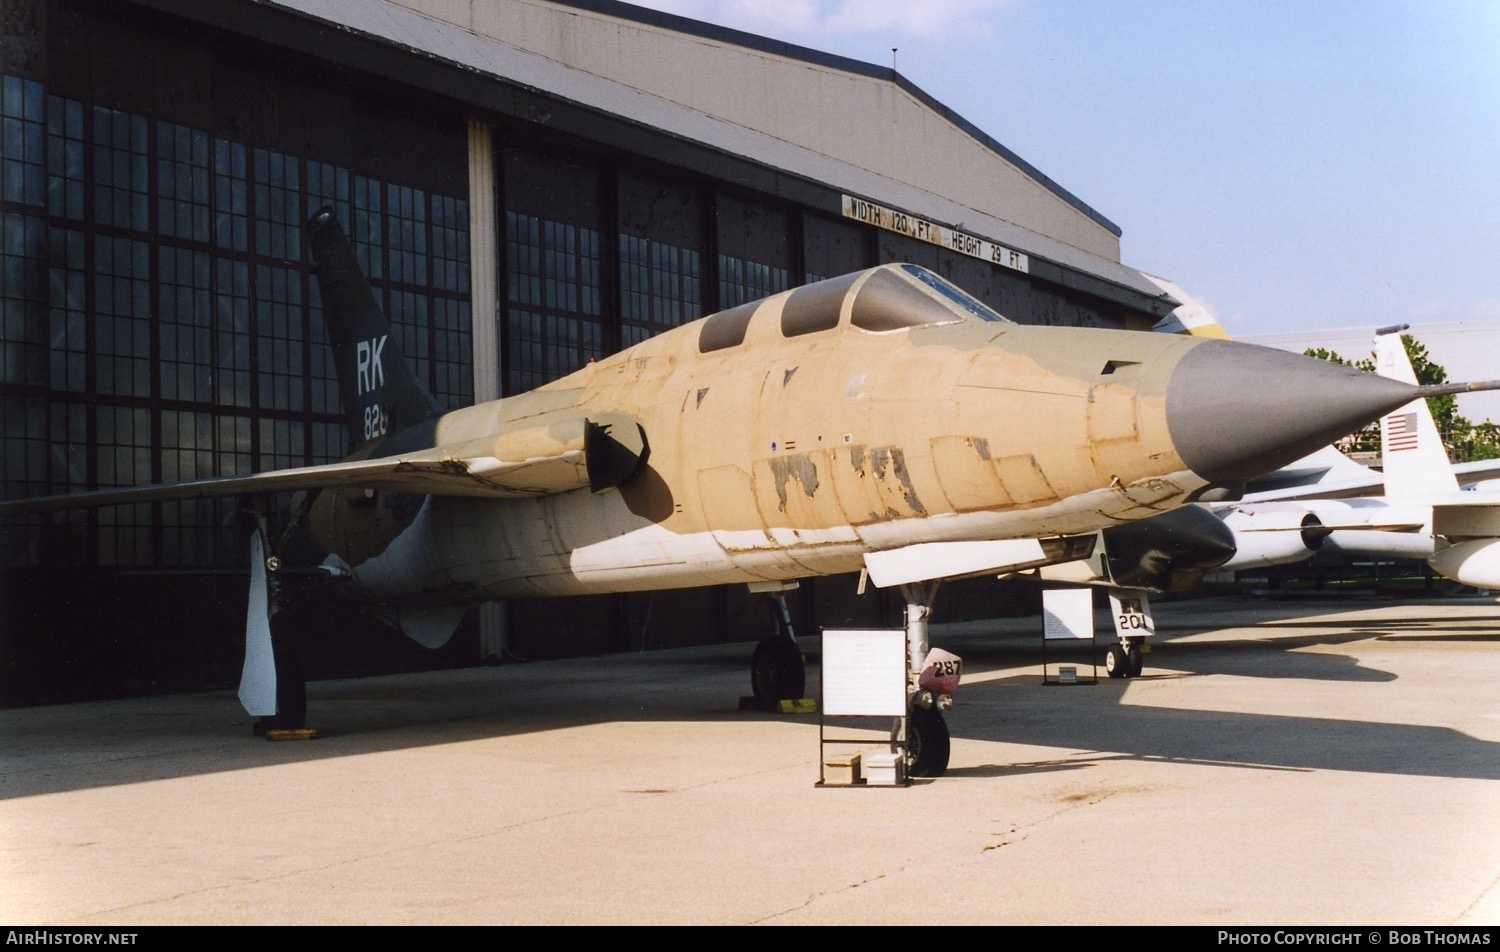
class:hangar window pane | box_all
[253,147,301,260]
[353,175,383,279]
[0,393,67,565]
[505,307,602,393]
[310,419,341,466]
[94,235,151,398]
[547,313,601,381]
[431,194,468,294]
[387,183,427,286]
[307,299,338,418]
[212,138,248,252]
[156,122,210,244]
[508,308,545,392]
[0,393,48,501]
[44,401,89,566]
[0,211,46,387]
[718,255,787,309]
[543,220,600,316]
[305,161,350,230]
[214,258,251,408]
[620,235,648,322]
[507,211,541,307]
[1,76,45,210]
[255,264,304,412]
[158,246,212,403]
[46,95,84,220]
[390,289,429,391]
[160,410,218,567]
[46,226,86,392]
[620,234,700,339]
[505,210,603,389]
[716,194,790,309]
[96,501,154,568]
[432,296,472,408]
[618,172,704,341]
[94,405,153,568]
[93,107,148,232]
[218,413,252,476]
[258,416,305,475]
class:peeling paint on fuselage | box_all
[768,454,820,511]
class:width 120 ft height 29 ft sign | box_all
[841,196,1030,274]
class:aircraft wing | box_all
[1240,451,1500,503]
[1238,447,1384,502]
[1454,459,1500,488]
[0,414,648,516]
[863,536,1095,588]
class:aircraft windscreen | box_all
[901,265,1008,323]
[851,266,1006,332]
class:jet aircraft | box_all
[0,209,1467,775]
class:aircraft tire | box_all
[907,706,950,778]
[274,655,308,730]
[269,613,307,730]
[751,636,805,704]
[1105,643,1129,679]
[1127,644,1144,678]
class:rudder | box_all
[305,207,441,451]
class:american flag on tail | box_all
[1385,411,1419,452]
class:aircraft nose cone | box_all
[1166,339,1419,484]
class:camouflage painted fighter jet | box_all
[1,209,1464,774]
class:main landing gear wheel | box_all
[906,706,951,778]
[751,636,805,705]
[1105,643,1129,679]
[252,612,308,735]
[1127,644,1144,678]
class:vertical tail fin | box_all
[1373,329,1459,498]
[305,207,440,451]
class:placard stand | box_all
[818,628,910,786]
[1041,588,1098,685]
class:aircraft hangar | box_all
[0,0,1187,705]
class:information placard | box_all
[822,629,908,717]
[1042,588,1094,640]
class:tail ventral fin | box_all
[305,207,441,451]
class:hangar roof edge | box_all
[549,0,1121,239]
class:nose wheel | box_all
[1105,642,1144,678]
[904,704,951,778]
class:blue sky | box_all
[629,0,1500,342]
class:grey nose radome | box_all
[1165,339,1418,485]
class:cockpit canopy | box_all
[699,263,1008,353]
